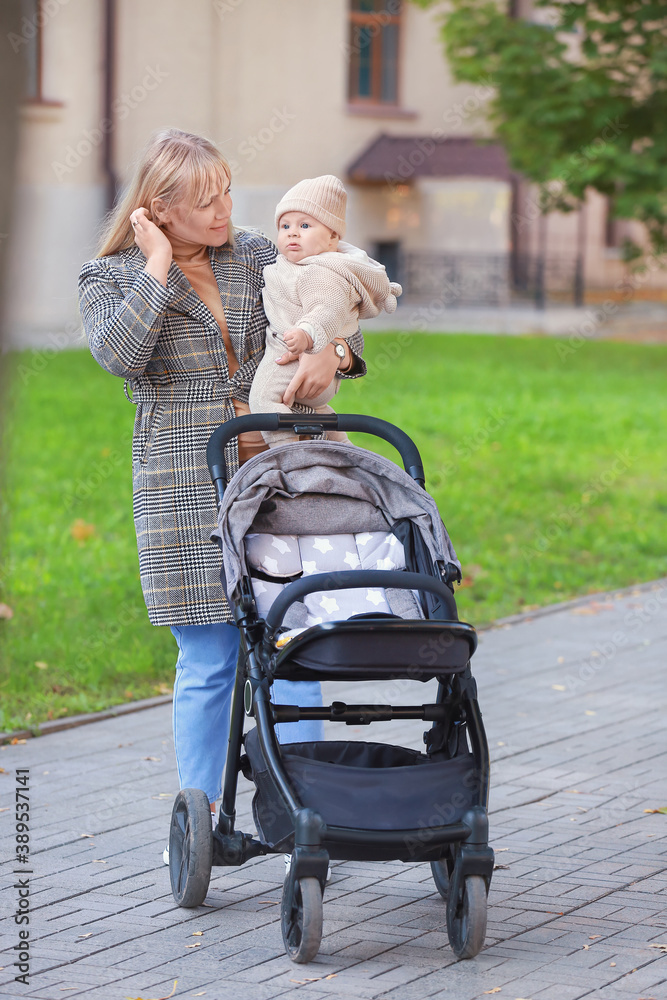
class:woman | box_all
[78,129,365,828]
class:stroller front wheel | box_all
[168,788,213,908]
[446,874,487,959]
[281,876,323,963]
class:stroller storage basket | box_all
[244,728,478,858]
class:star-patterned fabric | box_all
[245,531,407,623]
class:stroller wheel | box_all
[281,876,323,964]
[446,874,487,960]
[168,788,213,908]
[430,857,452,900]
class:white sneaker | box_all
[163,812,215,865]
[284,853,332,883]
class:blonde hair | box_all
[97,128,235,257]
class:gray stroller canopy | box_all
[214,440,460,604]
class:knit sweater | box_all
[262,241,402,353]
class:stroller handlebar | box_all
[206,413,425,504]
[263,569,461,639]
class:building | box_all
[7,0,663,345]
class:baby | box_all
[249,174,401,444]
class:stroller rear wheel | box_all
[430,853,453,900]
[169,788,213,908]
[446,874,487,959]
[281,876,323,963]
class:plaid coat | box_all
[78,230,365,626]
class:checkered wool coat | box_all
[78,230,365,626]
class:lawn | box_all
[1,335,665,733]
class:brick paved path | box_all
[1,582,666,1000]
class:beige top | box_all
[262,242,402,353]
[170,233,267,464]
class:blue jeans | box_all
[170,623,323,803]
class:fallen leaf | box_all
[583,944,589,950]
[572,601,613,616]
[496,848,509,852]
[484,990,502,995]
[0,603,14,619]
[0,768,6,774]
[258,899,280,905]
[557,656,564,663]
[151,793,173,800]
[34,660,49,671]
[191,931,203,936]
[565,789,582,794]
[494,864,510,870]
[193,994,206,997]
[70,519,96,542]
[80,833,94,838]
[143,756,160,761]
[60,990,78,993]
[610,961,616,966]
[0,807,9,812]
[11,738,27,745]
[92,859,107,864]
[649,943,667,951]
[325,975,338,980]
[644,807,667,815]
[125,981,177,1000]
[78,933,93,939]
[589,935,602,939]
[552,684,566,691]
[185,942,200,949]
[584,710,596,716]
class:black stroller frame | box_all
[168,413,494,963]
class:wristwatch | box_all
[333,342,346,362]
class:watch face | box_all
[335,343,345,357]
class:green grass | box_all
[1,335,666,732]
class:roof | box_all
[347,134,511,184]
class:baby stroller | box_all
[167,413,494,964]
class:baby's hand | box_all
[282,327,313,354]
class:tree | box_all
[413,0,667,259]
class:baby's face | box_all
[277,212,339,263]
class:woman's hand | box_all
[131,207,172,286]
[278,343,339,406]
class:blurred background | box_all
[6,0,667,349]
[0,0,665,734]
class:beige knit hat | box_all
[275,174,347,238]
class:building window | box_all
[21,0,44,101]
[348,1,402,107]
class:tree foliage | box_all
[413,0,667,258]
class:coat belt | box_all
[126,377,236,404]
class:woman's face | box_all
[158,173,232,246]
